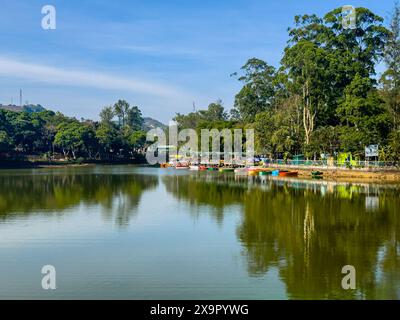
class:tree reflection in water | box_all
[0,169,158,227]
[163,173,400,299]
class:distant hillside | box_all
[0,104,46,113]
[142,117,166,131]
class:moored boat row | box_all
[160,163,304,179]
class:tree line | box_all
[0,99,146,161]
[2,6,400,163]
[174,6,400,161]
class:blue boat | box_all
[271,170,280,176]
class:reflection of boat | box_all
[248,166,270,172]
[279,171,298,177]
[311,171,323,179]
[189,165,199,170]
[234,168,248,176]
[312,175,323,180]
[248,167,269,175]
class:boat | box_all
[279,171,298,177]
[199,165,207,171]
[160,163,169,168]
[312,175,323,180]
[175,166,189,170]
[219,168,234,172]
[189,165,199,170]
[175,162,189,169]
[311,171,323,176]
[207,167,218,171]
[248,170,258,176]
[247,166,264,172]
[271,170,280,176]
[259,171,271,176]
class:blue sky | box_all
[0,0,395,122]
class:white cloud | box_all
[0,56,190,100]
[117,44,202,57]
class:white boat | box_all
[175,166,189,170]
[189,165,199,170]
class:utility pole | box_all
[19,89,22,108]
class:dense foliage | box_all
[0,100,146,161]
[174,6,400,161]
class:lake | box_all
[0,165,399,299]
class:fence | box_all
[264,159,400,170]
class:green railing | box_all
[265,159,400,169]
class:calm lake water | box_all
[0,165,399,299]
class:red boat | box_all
[279,171,298,177]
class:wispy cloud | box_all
[0,56,189,100]
[116,44,202,57]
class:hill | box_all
[0,104,46,113]
[142,117,167,131]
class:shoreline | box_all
[2,161,400,183]
[265,165,400,182]
[0,160,146,169]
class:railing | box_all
[264,159,400,170]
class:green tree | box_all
[0,130,12,152]
[282,40,332,146]
[387,129,400,161]
[254,96,301,157]
[323,7,389,80]
[126,106,143,130]
[113,100,130,127]
[337,74,390,154]
[308,126,339,158]
[198,100,227,122]
[128,130,146,151]
[99,106,114,124]
[174,101,228,129]
[232,58,276,122]
[381,2,400,130]
[95,122,120,157]
[54,121,91,159]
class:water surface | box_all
[0,165,399,299]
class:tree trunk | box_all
[302,80,315,146]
